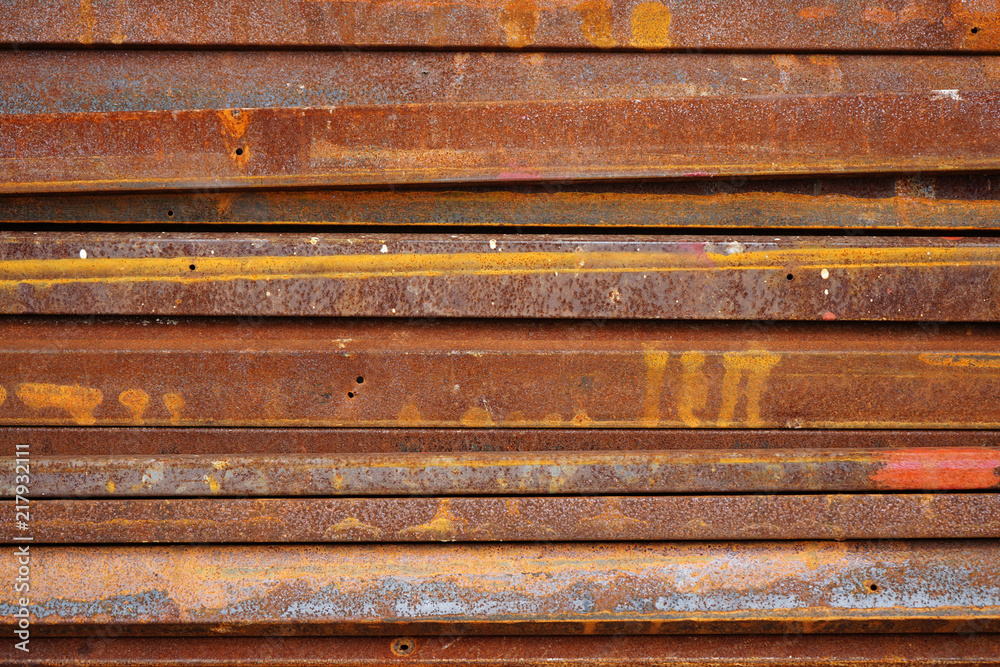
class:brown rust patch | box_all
[499,0,539,48]
[15,383,103,425]
[118,388,150,424]
[163,393,185,423]
[576,0,618,47]
[629,1,672,48]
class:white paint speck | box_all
[391,308,396,313]
[489,239,497,250]
[821,268,829,279]
[79,249,87,259]
[380,244,389,253]
[824,289,829,295]
[931,89,963,101]
[723,241,744,255]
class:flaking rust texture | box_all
[2,318,1000,428]
[3,234,1000,320]
[3,177,1000,229]
[2,542,999,635]
[13,494,1000,543]
[0,0,996,50]
[9,449,999,498]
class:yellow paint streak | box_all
[118,388,150,424]
[323,517,383,539]
[678,351,706,427]
[716,351,782,427]
[106,480,116,493]
[4,246,996,288]
[16,383,103,425]
[499,0,539,47]
[919,353,1000,369]
[400,499,461,541]
[642,350,669,425]
[630,1,672,48]
[163,393,185,423]
[79,0,95,44]
[460,406,494,426]
[204,475,220,494]
[0,385,5,407]
[576,0,618,47]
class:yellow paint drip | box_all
[460,406,494,426]
[163,393,185,423]
[678,351,707,427]
[16,383,103,425]
[118,388,150,424]
[323,517,383,539]
[642,350,670,424]
[717,351,782,427]
[106,480,116,494]
[0,385,5,407]
[630,1,672,48]
[204,475,221,494]
[400,499,462,541]
[499,0,539,47]
[576,0,618,47]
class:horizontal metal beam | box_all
[13,634,1000,667]
[9,449,999,498]
[3,177,1000,230]
[4,93,1000,192]
[5,234,1000,320]
[3,541,999,635]
[4,427,1000,456]
[0,0,995,50]
[11,494,1000,543]
[3,318,1000,428]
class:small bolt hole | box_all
[347,392,355,398]
[864,580,880,593]
[167,210,174,217]
[786,273,794,281]
[392,638,415,656]
[971,26,980,34]
[235,147,244,156]
[189,264,196,271]
[356,376,364,384]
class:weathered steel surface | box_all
[3,541,999,635]
[10,449,999,498]
[1,0,996,50]
[12,494,1000,543]
[4,52,998,194]
[6,52,999,116]
[13,634,1000,667]
[3,177,1000,230]
[5,427,1000,456]
[3,318,1000,428]
[4,233,1000,320]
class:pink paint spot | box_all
[683,172,715,178]
[497,171,541,180]
[872,448,1000,490]
[822,311,837,320]
[940,237,963,241]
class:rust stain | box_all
[400,499,462,541]
[15,383,103,425]
[641,350,670,425]
[629,1,672,48]
[323,516,383,539]
[799,5,836,19]
[163,393,185,423]
[397,403,423,424]
[576,0,618,47]
[872,448,1000,489]
[118,388,150,424]
[717,351,781,427]
[678,351,707,427]
[499,0,539,48]
[217,110,251,169]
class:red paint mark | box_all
[872,448,1000,490]
[683,172,715,177]
[822,311,837,320]
[497,171,541,180]
[940,237,963,241]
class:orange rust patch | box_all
[799,5,836,19]
[951,0,1000,49]
[460,406,494,426]
[862,4,897,24]
[499,0,539,48]
[323,516,383,540]
[118,388,150,424]
[576,0,618,47]
[629,1,672,48]
[79,0,95,44]
[163,392,185,423]
[872,448,1000,490]
[397,403,423,424]
[15,383,103,425]
[400,499,462,540]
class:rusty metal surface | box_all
[12,494,1000,543]
[9,449,1000,498]
[10,53,1000,193]
[1,0,997,50]
[2,318,1000,428]
[6,233,1000,320]
[3,541,1000,635]
[11,634,1000,667]
[3,177,1000,229]
[4,427,1000,456]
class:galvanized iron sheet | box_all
[13,634,1000,667]
[12,494,1000,543]
[4,234,1000,320]
[2,318,1000,428]
[3,177,1000,229]
[4,427,1000,456]
[9,449,999,498]
[3,541,999,635]
[0,0,996,50]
